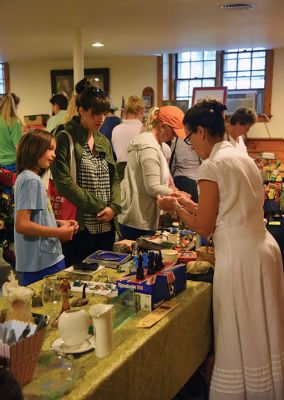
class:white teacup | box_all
[58,310,89,347]
[161,249,179,263]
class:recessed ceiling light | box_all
[220,3,256,10]
[92,42,104,47]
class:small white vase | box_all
[89,304,113,358]
[58,309,89,347]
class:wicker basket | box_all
[9,327,46,385]
[196,246,215,266]
[0,311,47,386]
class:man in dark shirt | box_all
[99,104,121,144]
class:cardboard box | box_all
[116,263,186,311]
[24,114,50,126]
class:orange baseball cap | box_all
[157,106,186,139]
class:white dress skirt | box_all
[197,141,284,400]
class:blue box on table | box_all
[116,263,186,311]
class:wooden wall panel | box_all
[247,138,284,175]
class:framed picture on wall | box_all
[192,86,227,106]
[162,100,189,113]
[50,68,110,98]
[143,95,152,109]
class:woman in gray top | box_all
[170,137,200,202]
[119,106,185,240]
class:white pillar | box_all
[73,28,84,89]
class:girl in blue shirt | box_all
[14,129,78,285]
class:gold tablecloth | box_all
[19,277,212,400]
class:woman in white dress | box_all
[157,99,284,400]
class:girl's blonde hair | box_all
[0,93,20,125]
[145,107,161,131]
[65,92,79,122]
[125,95,144,116]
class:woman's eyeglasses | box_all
[184,130,195,145]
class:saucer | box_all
[52,336,95,354]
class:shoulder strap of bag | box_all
[169,137,178,175]
[61,130,76,183]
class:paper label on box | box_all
[135,293,152,311]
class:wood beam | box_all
[157,56,163,106]
[263,50,273,119]
[4,63,10,93]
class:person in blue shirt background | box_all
[99,104,121,147]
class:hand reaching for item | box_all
[67,219,79,233]
[58,224,74,242]
[157,195,179,212]
[96,207,115,222]
[171,191,198,214]
[57,219,79,234]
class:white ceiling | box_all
[0,0,283,62]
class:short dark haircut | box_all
[49,93,68,110]
[183,99,226,138]
[17,129,54,174]
[0,357,24,400]
[75,78,110,115]
[230,107,257,126]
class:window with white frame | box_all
[0,63,5,95]
[223,48,266,90]
[173,48,269,115]
[223,48,266,114]
[176,51,217,105]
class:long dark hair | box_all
[16,129,54,175]
[183,99,227,137]
[75,78,110,115]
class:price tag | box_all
[136,300,179,328]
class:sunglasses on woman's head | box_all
[91,87,107,98]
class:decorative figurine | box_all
[270,160,281,182]
[131,241,139,257]
[280,183,284,212]
[264,182,281,221]
[147,251,155,275]
[136,253,145,280]
[73,280,83,287]
[2,270,35,320]
[71,283,89,307]
[155,251,163,271]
